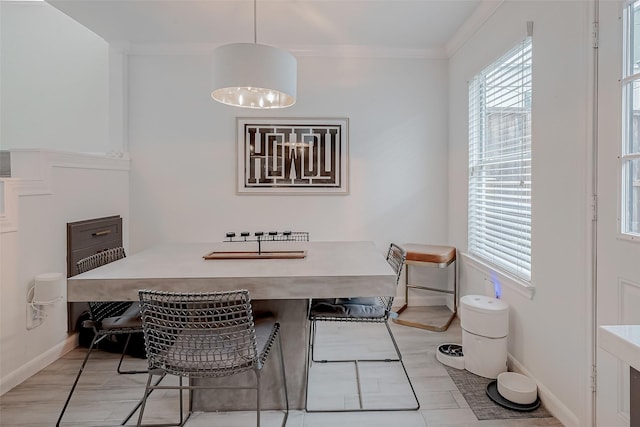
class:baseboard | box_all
[0,334,77,396]
[508,354,581,427]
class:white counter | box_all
[598,325,640,371]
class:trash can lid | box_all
[35,272,64,282]
[461,295,509,313]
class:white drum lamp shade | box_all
[211,43,297,109]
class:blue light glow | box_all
[491,272,502,299]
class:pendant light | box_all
[211,0,297,109]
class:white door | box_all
[597,1,640,426]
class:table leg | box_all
[191,299,309,411]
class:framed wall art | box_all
[236,117,349,194]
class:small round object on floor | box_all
[436,343,465,370]
[486,380,541,412]
[497,372,537,405]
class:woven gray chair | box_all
[305,243,419,412]
[136,289,289,427]
[57,247,146,427]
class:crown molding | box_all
[126,42,448,59]
[445,0,504,58]
[122,1,504,60]
[287,45,447,59]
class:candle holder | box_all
[224,231,309,254]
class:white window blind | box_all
[468,37,532,281]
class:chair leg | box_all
[310,318,318,362]
[56,334,100,426]
[311,319,400,363]
[305,320,420,412]
[57,331,156,426]
[136,373,182,427]
[178,376,185,427]
[385,321,420,409]
[384,320,404,361]
[136,373,154,427]
[304,317,314,411]
[255,371,261,427]
[277,333,289,427]
[117,333,148,374]
[123,373,165,426]
[392,259,458,332]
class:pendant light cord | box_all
[253,0,257,44]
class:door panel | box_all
[597,2,640,426]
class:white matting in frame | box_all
[237,118,349,194]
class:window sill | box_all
[461,252,536,300]
[617,232,640,244]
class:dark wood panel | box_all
[66,216,122,277]
[632,367,639,427]
[66,215,122,330]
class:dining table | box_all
[67,240,397,411]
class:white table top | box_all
[67,241,397,302]
[598,325,640,371]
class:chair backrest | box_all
[386,243,405,283]
[138,290,259,378]
[76,247,126,274]
[380,243,406,315]
[76,247,130,324]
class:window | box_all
[468,37,533,281]
[622,1,640,238]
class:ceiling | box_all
[45,0,493,57]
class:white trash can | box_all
[460,295,509,379]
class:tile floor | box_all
[0,308,563,426]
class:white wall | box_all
[0,3,128,394]
[448,2,591,426]
[127,54,450,253]
[0,151,130,394]
[0,2,109,153]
